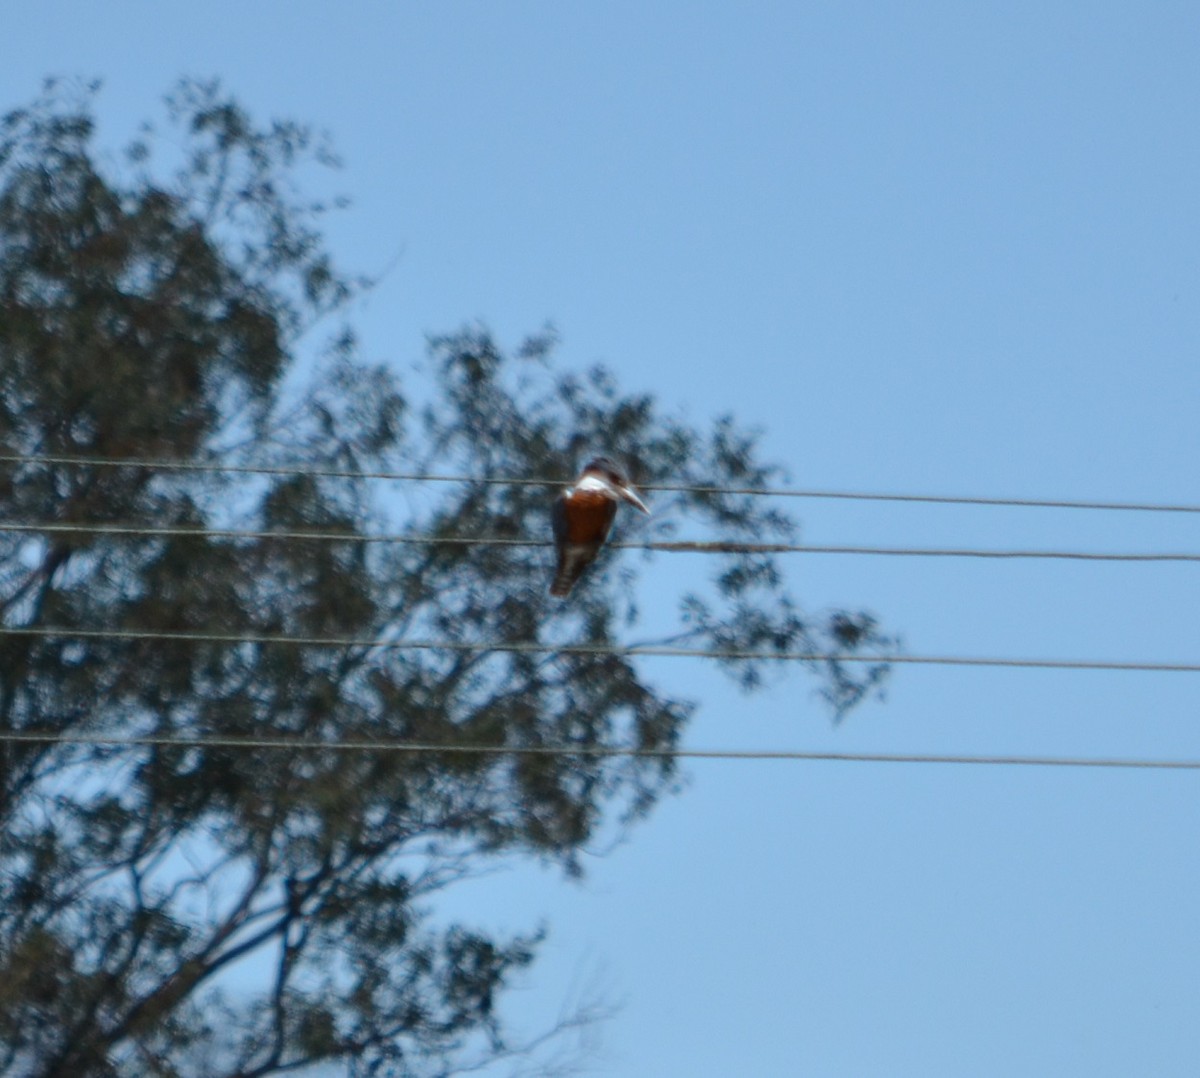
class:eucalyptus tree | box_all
[0,80,891,1077]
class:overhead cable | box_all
[0,728,1196,770]
[1,521,1197,563]
[5,453,1198,515]
[2,626,1197,673]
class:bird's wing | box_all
[551,494,570,546]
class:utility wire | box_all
[2,626,1197,673]
[0,728,1196,770]
[5,452,1199,514]
[2,521,1197,563]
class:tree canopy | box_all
[0,80,892,1077]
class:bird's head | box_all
[577,457,651,514]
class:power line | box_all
[2,626,1197,673]
[5,453,1198,514]
[0,728,1195,770]
[3,521,1198,563]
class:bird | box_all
[550,457,650,597]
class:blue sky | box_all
[5,3,1200,1074]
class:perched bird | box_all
[550,457,650,597]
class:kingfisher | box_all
[550,457,650,597]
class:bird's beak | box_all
[617,484,651,514]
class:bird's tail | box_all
[549,547,591,597]
[549,566,577,597]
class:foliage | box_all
[0,80,893,1077]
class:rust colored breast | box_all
[562,491,617,544]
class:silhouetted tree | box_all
[0,79,892,1077]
